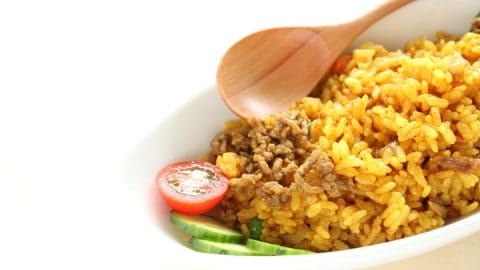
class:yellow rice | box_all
[215,32,480,251]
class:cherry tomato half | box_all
[156,161,229,214]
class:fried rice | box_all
[208,31,480,252]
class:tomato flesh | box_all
[156,161,229,214]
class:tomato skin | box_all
[331,55,352,75]
[156,161,229,214]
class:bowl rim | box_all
[127,1,480,267]
[138,85,480,269]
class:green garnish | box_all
[248,217,263,240]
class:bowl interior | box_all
[121,0,480,268]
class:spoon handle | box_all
[314,0,413,49]
[353,0,413,34]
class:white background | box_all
[0,0,479,269]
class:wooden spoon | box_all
[217,0,412,118]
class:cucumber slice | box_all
[246,239,313,255]
[170,211,244,243]
[189,237,263,255]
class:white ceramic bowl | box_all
[122,1,480,269]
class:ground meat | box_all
[295,148,306,156]
[229,173,260,187]
[253,154,272,176]
[298,149,321,176]
[293,173,322,194]
[272,158,284,181]
[321,175,355,199]
[210,133,228,155]
[298,149,336,180]
[245,162,255,173]
[257,181,290,208]
[228,174,259,203]
[312,159,335,178]
[219,198,238,227]
[274,144,293,155]
[262,151,274,162]
[281,159,297,176]
[295,148,349,198]
[212,111,343,219]
[231,132,249,150]
[275,114,304,136]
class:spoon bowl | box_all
[217,27,331,118]
[217,0,412,118]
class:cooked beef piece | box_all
[433,156,480,173]
[427,198,448,219]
